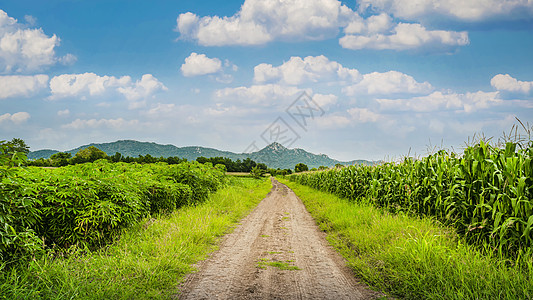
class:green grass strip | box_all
[0,177,271,299]
[280,178,533,300]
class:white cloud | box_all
[57,109,70,116]
[117,74,167,101]
[312,94,337,108]
[491,74,533,94]
[254,55,361,85]
[357,0,533,22]
[176,0,355,46]
[0,111,30,124]
[61,118,139,130]
[315,114,352,128]
[214,84,303,105]
[175,0,470,52]
[347,107,383,123]
[0,10,74,73]
[145,103,176,117]
[49,73,129,99]
[340,23,469,51]
[49,73,166,103]
[0,74,48,99]
[252,55,432,97]
[343,71,433,96]
[181,52,223,76]
[376,91,501,113]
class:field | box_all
[285,138,533,299]
[1,138,532,299]
[0,170,271,298]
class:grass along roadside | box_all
[279,178,533,300]
[0,176,272,299]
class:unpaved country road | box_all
[179,178,382,300]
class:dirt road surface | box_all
[179,178,382,300]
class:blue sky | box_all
[1,0,532,161]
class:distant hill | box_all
[28,140,375,169]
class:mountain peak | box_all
[262,142,288,152]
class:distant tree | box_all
[335,163,344,169]
[318,165,327,170]
[256,163,267,171]
[110,152,123,163]
[196,156,208,164]
[50,152,72,167]
[310,167,317,171]
[138,154,157,164]
[9,138,30,154]
[276,168,293,176]
[72,146,107,164]
[2,138,30,157]
[242,158,256,172]
[166,156,186,164]
[294,163,308,173]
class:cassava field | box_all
[1,135,532,299]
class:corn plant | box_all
[290,140,533,257]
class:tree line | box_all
[3,138,313,175]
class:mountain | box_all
[28,140,375,169]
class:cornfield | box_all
[289,140,533,256]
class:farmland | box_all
[0,144,272,298]
[285,138,533,298]
[1,136,532,299]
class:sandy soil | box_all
[178,178,382,300]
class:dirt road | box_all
[179,178,382,300]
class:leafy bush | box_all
[0,142,43,262]
[1,157,225,263]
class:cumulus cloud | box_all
[57,109,70,116]
[0,111,30,124]
[376,91,501,113]
[0,10,74,73]
[61,118,139,130]
[175,1,469,52]
[340,22,469,51]
[312,94,337,108]
[491,74,533,94]
[343,71,433,96]
[181,52,223,76]
[254,55,361,85]
[176,0,355,46]
[49,73,166,103]
[347,107,383,123]
[117,74,168,101]
[357,0,533,22]
[215,84,303,105]
[0,74,48,99]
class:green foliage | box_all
[282,179,533,300]
[196,156,264,172]
[1,158,225,263]
[71,146,107,164]
[289,140,533,257]
[294,163,308,173]
[250,166,266,179]
[0,141,43,262]
[2,138,30,156]
[49,152,71,167]
[0,177,271,299]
